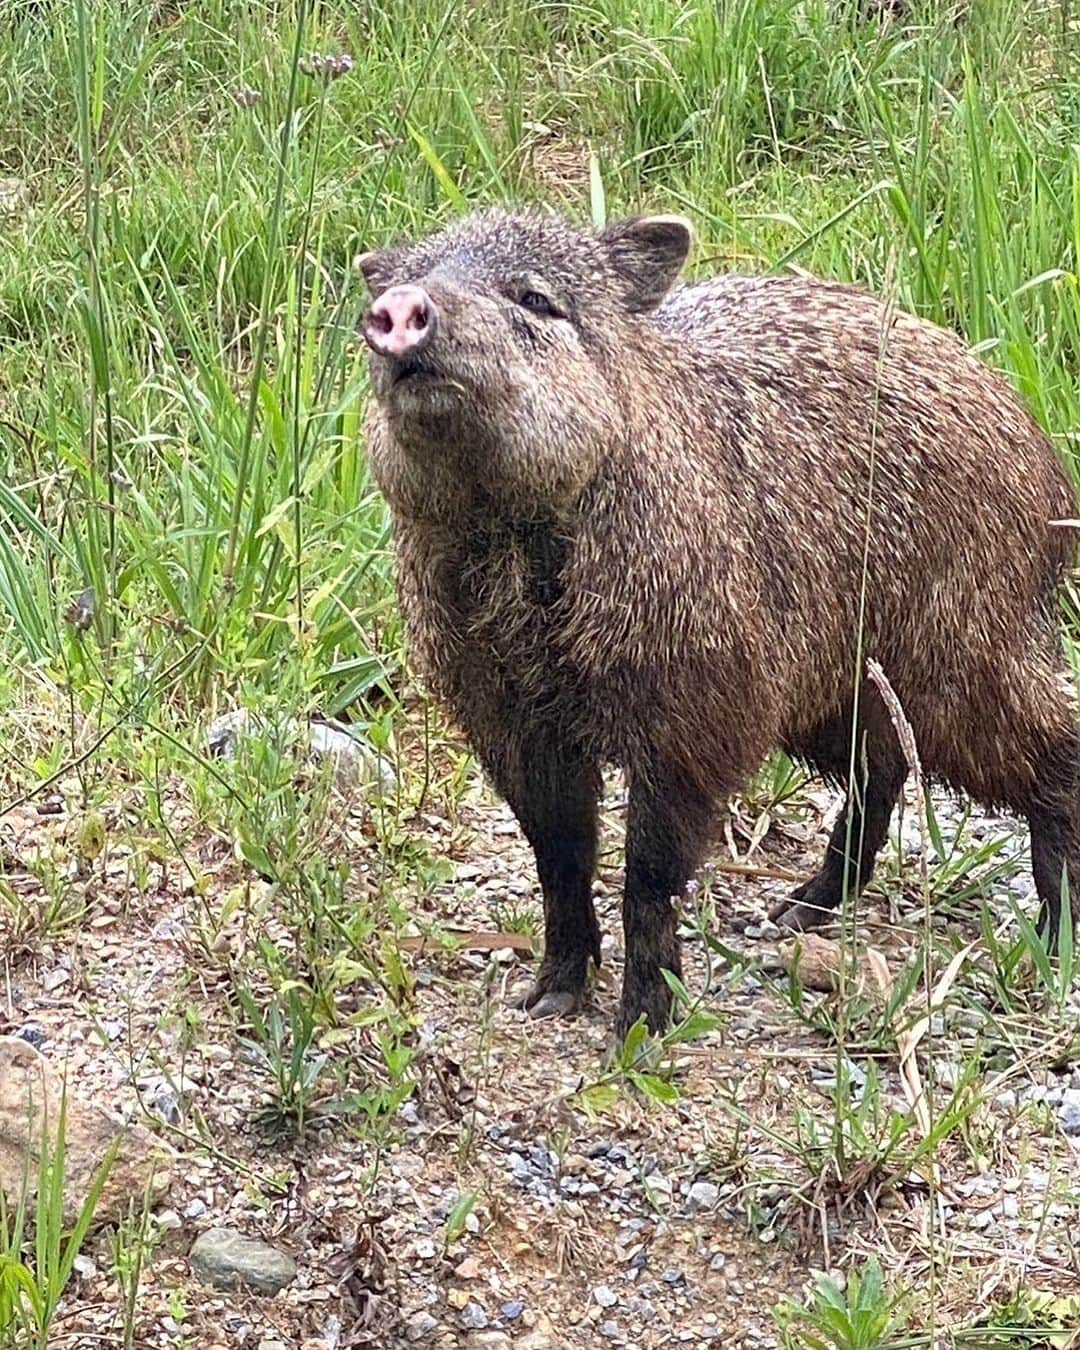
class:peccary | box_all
[360,207,1080,1037]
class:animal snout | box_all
[364,285,438,359]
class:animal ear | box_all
[353,247,399,293]
[600,214,693,312]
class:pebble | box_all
[461,1302,489,1330]
[405,1310,439,1342]
[599,1322,621,1339]
[593,1285,618,1308]
[1059,1095,1080,1136]
[686,1180,720,1213]
[150,1089,182,1126]
[502,1301,524,1321]
[188,1228,297,1295]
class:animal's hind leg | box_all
[770,696,907,931]
[1027,729,1080,945]
[945,658,1080,949]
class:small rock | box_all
[205,709,395,791]
[405,1310,439,1342]
[776,932,892,1000]
[185,1197,208,1219]
[41,967,70,994]
[188,1227,297,1295]
[470,1335,511,1349]
[16,1025,45,1049]
[501,1301,524,1321]
[686,1180,720,1213]
[662,1267,685,1285]
[593,1285,618,1308]
[1059,1097,1080,1136]
[599,1322,621,1339]
[149,1089,182,1127]
[0,178,29,214]
[0,1038,173,1229]
[461,1302,489,1330]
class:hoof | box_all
[767,897,837,932]
[510,975,585,1020]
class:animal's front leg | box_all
[617,759,714,1040]
[494,732,602,1018]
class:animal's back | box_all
[656,279,1071,668]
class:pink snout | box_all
[364,284,438,359]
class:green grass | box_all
[0,0,1078,1339]
[0,0,1077,738]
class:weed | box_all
[574,969,721,1116]
[775,1256,908,1350]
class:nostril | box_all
[406,300,430,332]
[369,305,393,336]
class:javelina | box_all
[360,207,1079,1037]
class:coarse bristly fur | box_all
[361,206,1080,1039]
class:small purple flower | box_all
[685,878,699,896]
[234,86,261,109]
[300,52,354,82]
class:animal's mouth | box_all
[390,359,445,387]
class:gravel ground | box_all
[2,756,1079,1347]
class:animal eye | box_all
[518,289,561,318]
